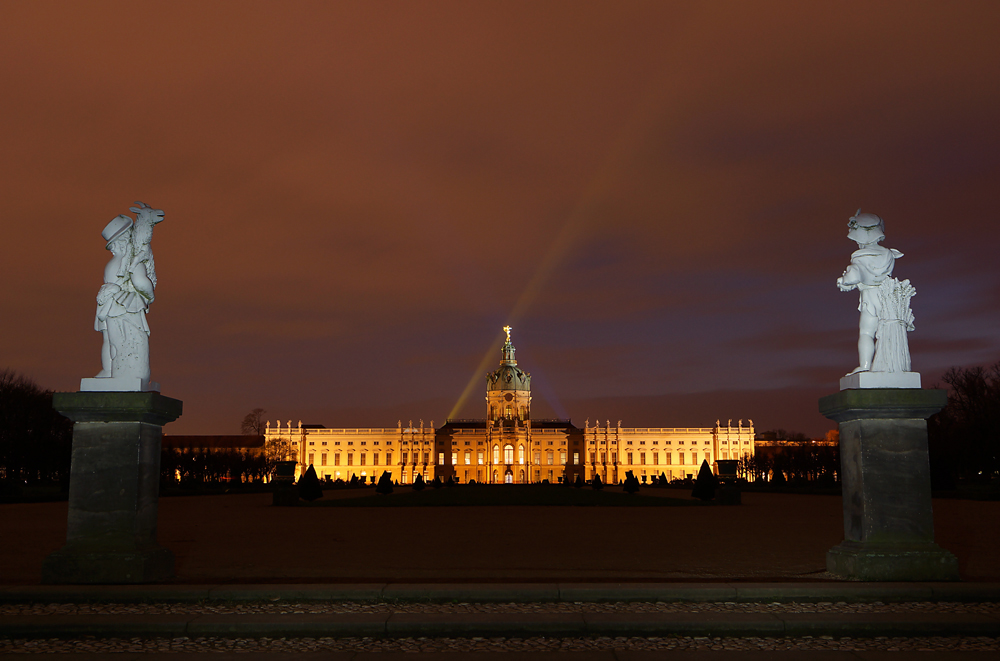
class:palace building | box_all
[263,328,755,485]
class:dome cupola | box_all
[486,326,531,422]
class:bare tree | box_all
[240,407,266,436]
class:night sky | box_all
[2,1,999,437]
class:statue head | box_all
[102,215,133,249]
[847,209,885,245]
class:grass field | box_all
[303,483,709,507]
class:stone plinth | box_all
[839,371,920,390]
[42,392,182,584]
[819,388,958,581]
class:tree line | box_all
[0,370,73,488]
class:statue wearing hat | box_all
[84,202,163,392]
[836,210,917,386]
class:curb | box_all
[3,612,1000,639]
[2,582,1000,604]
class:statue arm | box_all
[837,264,861,291]
[129,261,155,303]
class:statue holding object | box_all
[83,202,164,392]
[836,210,919,389]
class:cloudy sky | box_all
[2,1,999,436]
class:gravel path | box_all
[3,634,1000,653]
[4,600,1000,616]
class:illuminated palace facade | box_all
[263,329,755,485]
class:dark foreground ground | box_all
[3,487,999,658]
[2,486,998,584]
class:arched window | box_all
[504,444,514,464]
[505,404,512,418]
[493,445,500,464]
[519,406,526,420]
[518,444,525,464]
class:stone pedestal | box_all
[819,388,959,581]
[42,392,182,584]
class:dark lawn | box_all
[303,483,708,507]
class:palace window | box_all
[321,441,327,446]
[478,450,485,465]
[678,453,684,464]
[321,454,327,466]
[627,452,633,464]
[546,451,553,465]
[451,452,457,465]
[385,452,392,464]
[373,453,379,465]
[334,453,341,465]
[308,453,314,464]
[361,442,366,446]
[465,451,471,465]
[640,441,645,445]
[402,452,408,464]
[640,453,646,465]
[518,444,525,464]
[439,452,445,465]
[348,441,354,446]
[600,452,606,463]
[360,454,366,466]
[493,445,500,464]
[611,452,617,463]
[534,452,541,464]
[653,452,659,465]
[572,452,579,464]
[560,451,567,464]
[335,441,340,446]
[504,444,514,464]
[424,452,430,464]
[309,441,315,446]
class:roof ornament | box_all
[503,325,512,342]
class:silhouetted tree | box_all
[591,473,604,490]
[240,408,266,435]
[0,369,73,487]
[375,470,393,494]
[431,476,443,489]
[412,474,426,491]
[445,476,456,487]
[772,466,786,486]
[297,465,324,502]
[691,460,718,501]
[623,470,640,494]
[574,473,584,488]
[928,363,1000,484]
[659,472,668,485]
[349,473,360,488]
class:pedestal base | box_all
[42,546,174,584]
[43,391,182,584]
[819,388,956,581]
[80,377,160,392]
[827,541,959,581]
[840,371,920,390]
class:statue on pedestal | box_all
[836,210,918,388]
[83,202,164,392]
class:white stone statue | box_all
[836,210,919,389]
[81,202,164,392]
